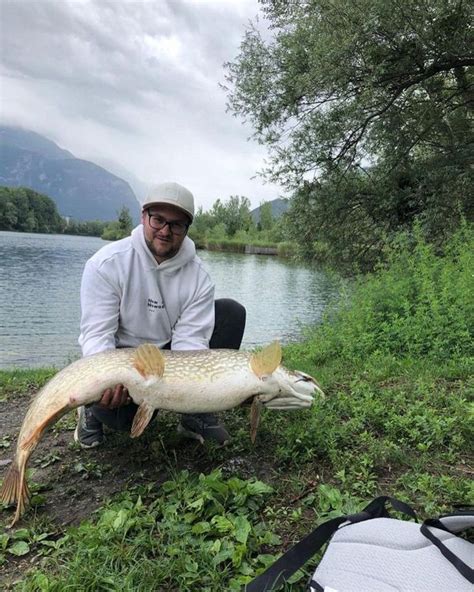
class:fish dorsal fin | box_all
[250,341,282,378]
[133,344,165,378]
[131,401,154,438]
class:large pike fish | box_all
[1,341,323,525]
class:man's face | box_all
[142,204,190,263]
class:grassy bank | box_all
[191,234,297,258]
[1,227,472,590]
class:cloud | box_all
[0,0,281,209]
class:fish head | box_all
[258,367,324,410]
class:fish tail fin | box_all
[1,458,30,527]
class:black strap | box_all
[245,496,417,592]
[420,518,474,584]
[245,514,349,592]
[362,495,418,521]
[308,580,324,592]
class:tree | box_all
[117,206,133,235]
[226,0,472,181]
[258,201,274,232]
[0,186,65,233]
[101,207,133,241]
[210,195,254,236]
[189,206,217,243]
[225,0,473,267]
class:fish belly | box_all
[135,371,260,414]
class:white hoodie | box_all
[78,225,215,357]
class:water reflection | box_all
[0,232,339,369]
[200,250,338,346]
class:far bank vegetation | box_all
[0,185,292,256]
[0,187,133,241]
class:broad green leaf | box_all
[233,515,251,544]
[9,541,30,556]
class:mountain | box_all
[0,126,140,222]
[0,126,74,160]
[91,157,149,202]
[251,197,289,223]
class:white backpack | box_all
[246,496,474,592]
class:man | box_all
[76,181,246,449]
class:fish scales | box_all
[1,342,323,525]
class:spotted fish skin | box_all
[1,343,323,525]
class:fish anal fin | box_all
[250,341,282,379]
[250,398,263,444]
[131,402,154,438]
[133,344,165,378]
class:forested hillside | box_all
[0,186,64,234]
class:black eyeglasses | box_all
[147,211,190,236]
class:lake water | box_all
[0,231,339,369]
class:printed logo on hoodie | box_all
[147,297,165,312]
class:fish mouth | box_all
[261,388,314,410]
[263,397,313,410]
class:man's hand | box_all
[97,384,132,409]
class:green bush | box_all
[275,226,473,503]
[302,225,473,365]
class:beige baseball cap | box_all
[141,182,194,220]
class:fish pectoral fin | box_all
[250,398,263,444]
[130,402,155,438]
[250,341,282,379]
[133,344,165,378]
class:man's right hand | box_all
[97,384,132,409]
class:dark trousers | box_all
[90,298,246,431]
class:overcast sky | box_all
[0,0,282,210]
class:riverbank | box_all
[1,228,472,589]
[193,236,297,257]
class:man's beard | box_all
[145,235,178,262]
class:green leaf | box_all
[188,497,204,510]
[112,509,128,530]
[9,541,30,556]
[191,521,211,535]
[0,534,9,551]
[233,515,251,544]
[30,494,47,507]
[247,481,273,495]
[184,557,198,573]
[213,548,234,566]
[211,515,234,533]
[12,528,29,540]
